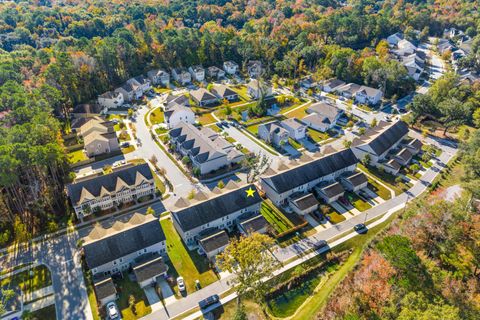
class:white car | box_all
[177,276,186,292]
[106,302,120,319]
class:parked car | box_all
[354,223,367,232]
[199,294,220,310]
[121,142,130,148]
[177,276,186,292]
[315,240,328,249]
[106,302,120,319]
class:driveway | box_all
[300,138,319,152]
[222,126,280,162]
[283,144,301,158]
[144,286,160,305]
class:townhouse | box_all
[76,116,120,157]
[66,163,155,219]
[301,102,344,132]
[164,94,195,128]
[98,91,124,110]
[170,183,263,247]
[169,122,244,175]
[351,120,409,165]
[147,69,170,86]
[82,213,166,276]
[259,148,358,205]
[355,86,383,105]
[207,66,226,80]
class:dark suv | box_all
[199,294,220,310]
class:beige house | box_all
[84,132,119,157]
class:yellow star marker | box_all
[245,187,256,197]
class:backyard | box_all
[67,149,88,164]
[116,273,152,320]
[160,218,218,295]
[196,112,217,125]
[358,163,412,195]
[345,192,372,212]
[149,108,164,125]
[320,205,346,224]
[307,128,334,143]
[367,179,392,200]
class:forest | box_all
[0,0,479,243]
[321,130,480,320]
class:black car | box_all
[314,240,328,249]
[354,223,366,232]
[199,294,220,310]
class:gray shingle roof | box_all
[353,121,409,156]
[198,230,229,253]
[212,84,237,99]
[171,184,262,232]
[290,193,319,210]
[83,214,165,269]
[94,277,116,300]
[261,149,358,194]
[133,255,168,282]
[239,214,268,234]
[190,88,218,103]
[67,163,153,206]
[318,181,345,198]
[343,171,368,187]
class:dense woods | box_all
[0,0,479,242]
[322,131,480,320]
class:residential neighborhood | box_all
[1,2,479,320]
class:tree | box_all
[128,108,134,118]
[182,156,191,165]
[146,207,155,215]
[409,164,420,174]
[217,180,225,189]
[370,118,377,128]
[358,127,366,135]
[0,288,14,316]
[217,233,277,304]
[362,154,371,166]
[13,217,30,243]
[207,83,213,91]
[128,294,137,315]
[343,140,352,148]
[149,155,158,166]
[242,153,271,183]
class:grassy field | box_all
[67,149,88,163]
[218,299,267,320]
[117,272,152,320]
[260,201,295,234]
[149,108,164,125]
[307,128,331,143]
[197,112,217,125]
[367,180,391,200]
[0,265,52,295]
[29,304,56,320]
[345,192,372,212]
[160,218,218,294]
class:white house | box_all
[188,65,205,82]
[147,69,170,86]
[340,171,368,192]
[387,32,404,46]
[98,91,124,110]
[171,68,192,85]
[82,213,167,276]
[397,39,417,54]
[289,193,319,215]
[164,105,195,129]
[302,102,344,132]
[190,88,218,107]
[169,122,244,175]
[129,76,151,93]
[258,121,289,147]
[321,78,346,93]
[247,79,272,99]
[171,184,263,246]
[280,118,306,141]
[66,163,155,219]
[115,82,142,101]
[354,86,383,105]
[223,61,239,75]
[260,149,358,205]
[315,181,345,204]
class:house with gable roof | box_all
[66,163,155,219]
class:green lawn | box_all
[29,304,56,320]
[67,149,88,163]
[149,108,164,125]
[260,201,295,234]
[197,112,217,125]
[153,87,171,94]
[246,123,260,135]
[117,272,152,320]
[155,127,168,135]
[231,85,250,100]
[1,265,51,295]
[84,269,101,320]
[160,218,217,295]
[307,128,331,143]
[345,192,372,212]
[288,138,302,150]
[281,102,310,118]
[153,174,166,194]
[118,131,131,142]
[367,180,391,200]
[121,145,135,155]
[358,164,411,196]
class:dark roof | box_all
[385,159,401,170]
[353,121,409,156]
[318,182,345,198]
[73,103,102,115]
[94,277,116,300]
[172,184,263,232]
[261,149,358,194]
[239,214,268,234]
[343,172,368,187]
[212,84,237,98]
[83,215,166,269]
[290,193,319,210]
[198,230,229,253]
[67,163,153,205]
[133,255,168,282]
[407,138,423,151]
[395,148,413,162]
